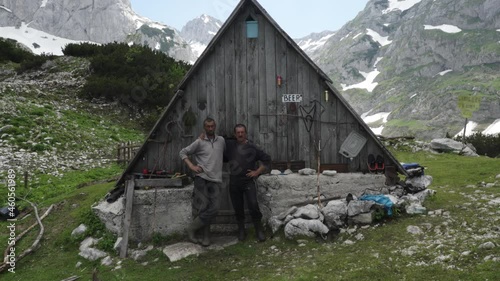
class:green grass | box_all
[0,148,498,280]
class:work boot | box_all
[254,221,266,242]
[201,224,211,247]
[187,217,205,243]
[237,222,247,241]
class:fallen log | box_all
[0,201,53,273]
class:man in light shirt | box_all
[179,117,225,246]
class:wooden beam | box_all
[133,178,183,188]
[120,180,135,258]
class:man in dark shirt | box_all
[225,124,271,242]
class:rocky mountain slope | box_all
[305,0,500,139]
[0,0,196,63]
[1,0,499,140]
[180,14,223,58]
[0,57,144,180]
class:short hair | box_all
[203,117,215,125]
[234,123,247,133]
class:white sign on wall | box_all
[282,94,303,103]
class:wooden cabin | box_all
[113,0,407,204]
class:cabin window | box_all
[246,16,258,38]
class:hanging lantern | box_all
[277,75,282,87]
[324,90,329,102]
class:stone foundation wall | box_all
[257,173,387,220]
[93,173,387,242]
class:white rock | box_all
[478,242,496,249]
[407,225,423,235]
[322,170,337,176]
[163,242,205,262]
[343,239,355,245]
[101,256,113,266]
[270,169,281,175]
[293,204,320,219]
[298,168,316,175]
[284,218,329,239]
[355,233,364,241]
[283,169,293,175]
[71,224,87,237]
[113,237,123,252]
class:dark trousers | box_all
[229,178,262,223]
[192,177,221,224]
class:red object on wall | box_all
[277,75,282,87]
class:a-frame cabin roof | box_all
[115,0,408,187]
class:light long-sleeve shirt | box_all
[179,135,225,183]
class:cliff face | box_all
[180,14,223,57]
[304,0,500,139]
[0,0,196,62]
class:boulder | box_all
[78,237,107,261]
[163,242,205,262]
[276,206,297,220]
[347,200,375,217]
[71,224,87,237]
[298,168,316,175]
[350,212,374,225]
[321,200,347,229]
[284,218,329,239]
[407,225,423,235]
[293,204,320,220]
[268,216,285,234]
[430,138,478,156]
[405,175,433,192]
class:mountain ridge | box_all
[1,0,499,139]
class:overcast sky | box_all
[130,0,369,38]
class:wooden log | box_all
[133,178,182,188]
[120,180,135,258]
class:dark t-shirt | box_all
[224,139,271,182]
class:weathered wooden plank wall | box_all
[129,5,390,176]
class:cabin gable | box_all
[118,0,406,183]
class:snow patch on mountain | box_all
[340,32,352,41]
[0,5,12,12]
[40,0,49,8]
[454,121,479,138]
[297,33,335,52]
[180,14,224,59]
[366,29,392,46]
[353,33,363,40]
[362,111,391,124]
[342,69,380,92]
[382,0,423,14]
[0,23,96,55]
[201,14,211,24]
[424,24,462,34]
[438,69,453,76]
[361,111,391,135]
[483,119,500,136]
[190,41,208,58]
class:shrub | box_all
[67,42,190,128]
[455,132,500,157]
[17,53,56,73]
[0,38,34,63]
